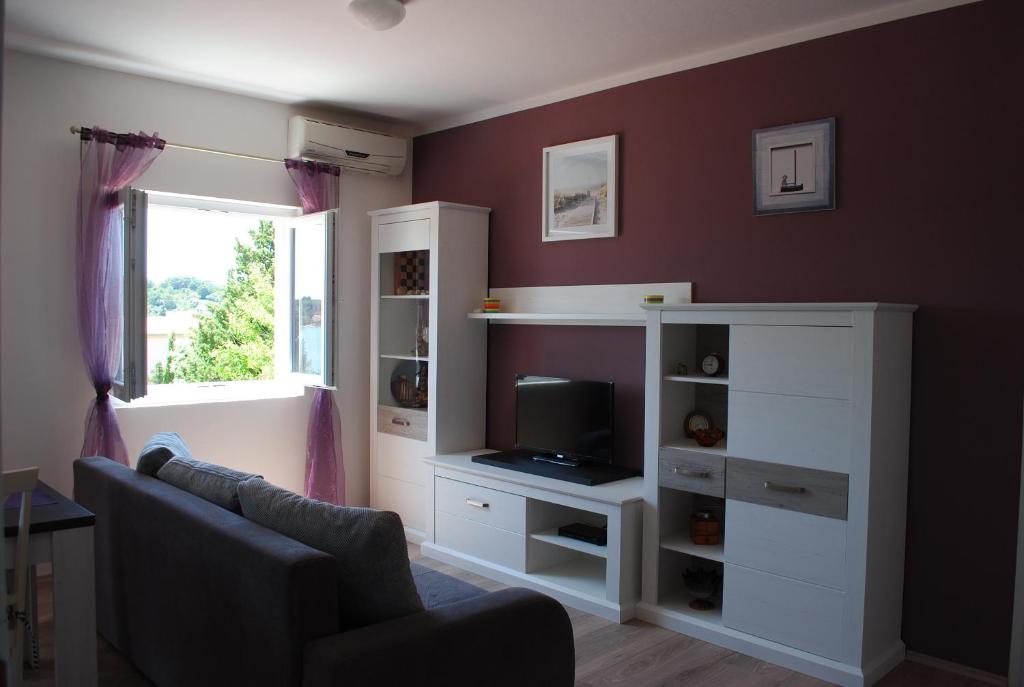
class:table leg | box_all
[52,526,97,687]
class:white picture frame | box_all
[753,117,835,215]
[542,135,618,242]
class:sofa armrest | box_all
[302,588,574,687]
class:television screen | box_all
[515,375,613,464]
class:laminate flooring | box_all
[21,546,994,686]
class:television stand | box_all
[422,451,643,622]
[472,450,638,486]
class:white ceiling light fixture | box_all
[348,0,406,31]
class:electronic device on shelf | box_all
[558,522,608,546]
[472,374,638,485]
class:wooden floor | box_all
[22,548,992,686]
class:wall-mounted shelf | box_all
[467,282,693,328]
[380,294,430,300]
[467,312,645,327]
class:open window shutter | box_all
[112,188,148,402]
[289,209,337,388]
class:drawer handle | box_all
[465,498,489,509]
[674,466,711,479]
[391,417,411,427]
[764,481,806,494]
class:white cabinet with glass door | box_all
[369,201,490,541]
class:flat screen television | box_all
[515,374,613,465]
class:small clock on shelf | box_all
[684,411,712,438]
[701,353,725,377]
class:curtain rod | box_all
[69,126,283,165]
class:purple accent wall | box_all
[413,0,1023,675]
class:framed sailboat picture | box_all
[753,118,835,215]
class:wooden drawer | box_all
[435,511,525,571]
[726,457,848,520]
[725,499,847,589]
[377,405,427,441]
[435,477,526,534]
[728,391,851,473]
[378,218,429,253]
[729,325,852,399]
[658,448,725,497]
[723,563,846,661]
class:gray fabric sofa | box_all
[73,457,575,687]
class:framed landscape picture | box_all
[542,135,618,242]
[753,117,835,215]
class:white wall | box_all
[0,49,411,501]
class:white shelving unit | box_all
[641,303,916,687]
[369,201,491,542]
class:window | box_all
[115,189,336,402]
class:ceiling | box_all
[5,0,971,133]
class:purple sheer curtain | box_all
[77,128,164,465]
[285,159,340,214]
[285,159,344,504]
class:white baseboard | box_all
[906,651,1007,686]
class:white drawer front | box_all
[723,564,846,661]
[730,325,852,399]
[435,511,526,571]
[378,218,429,253]
[375,432,430,486]
[728,391,851,473]
[435,477,526,535]
[725,500,847,590]
[375,475,425,532]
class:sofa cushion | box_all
[238,478,424,630]
[156,456,260,514]
[137,432,192,476]
[410,561,487,609]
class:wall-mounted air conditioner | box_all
[287,116,407,176]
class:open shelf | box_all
[531,529,608,559]
[660,532,724,563]
[657,589,723,625]
[467,312,645,327]
[380,294,429,300]
[380,353,431,362]
[663,374,729,386]
[660,438,727,455]
[530,556,607,599]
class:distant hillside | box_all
[148,276,223,316]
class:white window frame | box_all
[118,190,336,403]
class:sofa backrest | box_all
[74,457,339,687]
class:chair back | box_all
[4,467,39,686]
